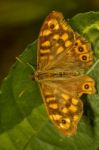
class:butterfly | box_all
[34,11,96,136]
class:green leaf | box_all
[0,11,99,150]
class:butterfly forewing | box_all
[37,11,75,70]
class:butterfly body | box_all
[34,11,96,136]
[35,69,79,81]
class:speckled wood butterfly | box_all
[34,11,96,136]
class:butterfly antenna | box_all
[16,57,36,72]
[26,62,35,72]
[86,59,99,74]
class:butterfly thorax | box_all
[34,70,79,81]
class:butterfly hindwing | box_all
[40,83,83,136]
[39,75,95,135]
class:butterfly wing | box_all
[40,82,83,136]
[39,76,95,136]
[37,11,93,72]
[37,11,75,70]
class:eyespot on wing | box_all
[79,76,96,95]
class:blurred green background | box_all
[0,0,99,84]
